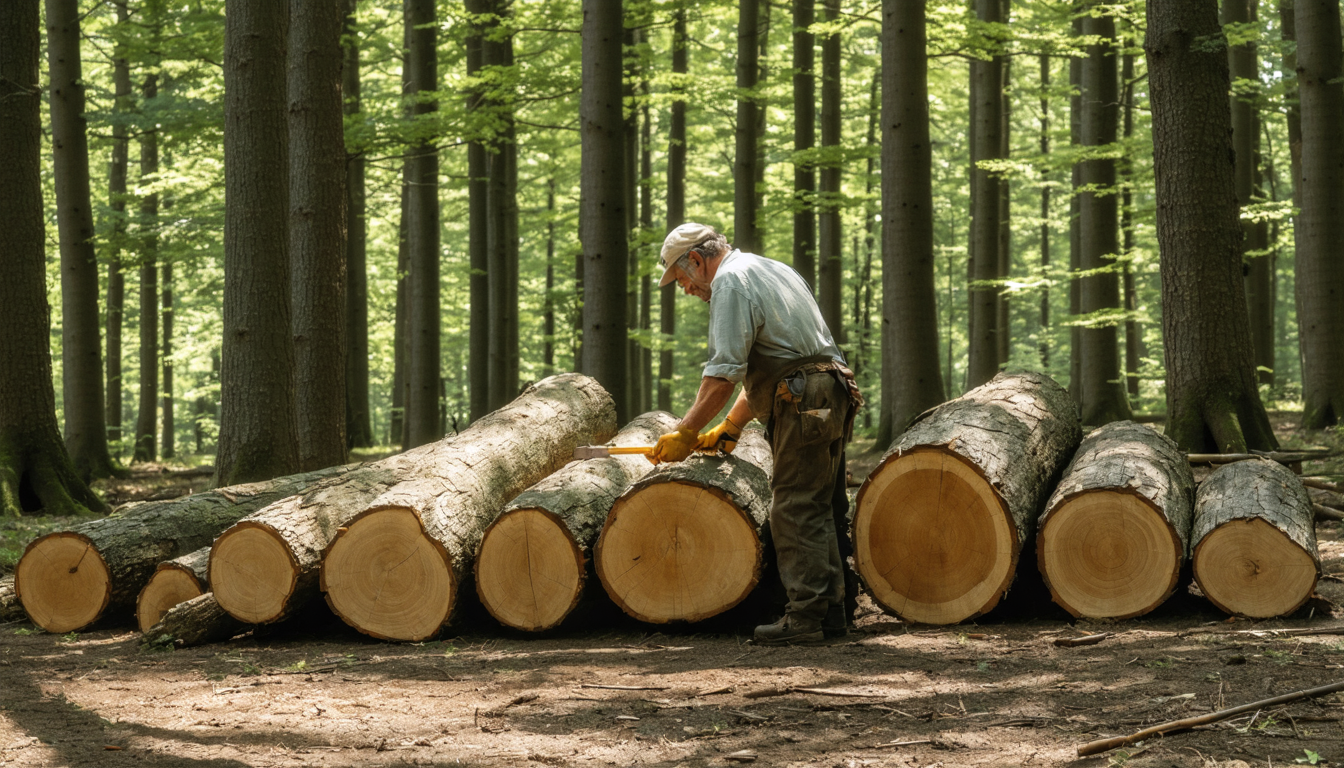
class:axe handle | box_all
[604,446,655,455]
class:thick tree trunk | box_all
[734,0,760,253]
[46,0,117,481]
[466,0,490,422]
[596,427,773,624]
[854,372,1081,624]
[217,0,299,485]
[625,29,641,422]
[1192,459,1320,617]
[405,0,441,448]
[343,0,372,449]
[1038,421,1195,619]
[792,0,817,292]
[14,463,350,633]
[0,577,22,623]
[1145,0,1276,452]
[476,411,679,631]
[146,593,245,648]
[660,9,687,412]
[134,72,160,464]
[321,374,617,641]
[160,262,173,458]
[967,0,1004,388]
[878,0,945,445]
[136,546,208,633]
[106,1,132,450]
[817,0,844,345]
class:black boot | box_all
[753,614,824,645]
[822,604,849,639]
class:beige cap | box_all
[658,222,719,287]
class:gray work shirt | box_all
[702,249,845,383]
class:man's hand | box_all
[697,416,743,454]
[649,427,699,465]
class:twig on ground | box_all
[1054,633,1113,648]
[580,684,669,691]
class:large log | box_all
[1037,421,1195,619]
[853,371,1082,624]
[1,576,22,623]
[475,411,680,631]
[320,373,617,641]
[594,426,774,624]
[13,463,353,633]
[136,546,209,633]
[144,592,245,648]
[1192,458,1320,618]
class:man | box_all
[650,222,862,645]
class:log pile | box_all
[594,426,773,624]
[853,371,1082,624]
[475,411,679,631]
[136,547,210,633]
[1037,421,1195,619]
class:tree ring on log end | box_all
[1038,490,1181,619]
[596,481,761,624]
[14,533,111,633]
[1193,518,1319,618]
[476,508,585,632]
[321,507,454,641]
[854,448,1014,624]
[210,524,299,624]
[136,567,205,633]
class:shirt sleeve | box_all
[702,282,758,383]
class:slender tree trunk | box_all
[1281,1,1303,208]
[161,261,173,459]
[967,0,1003,388]
[1121,49,1143,398]
[733,0,760,253]
[856,72,878,381]
[217,0,300,485]
[1069,14,1083,402]
[391,181,408,443]
[817,0,845,345]
[1039,53,1050,370]
[134,72,159,464]
[640,74,653,414]
[877,0,946,446]
[405,0,441,447]
[485,2,519,412]
[996,4,1012,367]
[46,0,117,480]
[544,178,556,376]
[106,1,131,452]
[793,0,817,292]
[580,0,630,423]
[343,0,373,449]
[660,8,686,412]
[624,28,642,420]
[466,0,489,422]
[1145,0,1276,452]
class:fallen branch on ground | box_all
[1054,632,1113,647]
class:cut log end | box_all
[136,566,205,634]
[1194,518,1319,619]
[854,448,1015,625]
[321,507,454,641]
[14,533,111,633]
[596,481,762,624]
[476,508,585,632]
[1039,491,1182,619]
[210,524,299,624]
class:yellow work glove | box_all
[649,426,699,465]
[697,416,743,454]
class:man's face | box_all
[675,251,713,302]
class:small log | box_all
[136,547,209,633]
[321,373,617,641]
[594,427,773,624]
[474,411,679,631]
[1037,421,1195,619]
[1191,459,1321,618]
[1304,478,1344,495]
[144,593,245,648]
[854,371,1082,624]
[14,463,353,633]
[1314,503,1344,523]
[1,576,23,623]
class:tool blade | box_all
[572,445,611,460]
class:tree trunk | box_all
[217,0,299,485]
[877,0,945,445]
[321,374,617,641]
[343,0,373,450]
[146,593,245,648]
[134,72,160,464]
[1145,0,1276,452]
[817,0,844,345]
[1121,49,1143,398]
[405,0,441,448]
[136,546,208,633]
[466,0,489,422]
[1038,421,1195,619]
[1280,1,1303,221]
[1069,15,1083,401]
[855,72,878,388]
[160,261,173,458]
[1078,4,1131,425]
[734,0,760,253]
[996,12,1012,366]
[1039,53,1051,370]
[105,1,132,452]
[792,0,816,292]
[1293,0,1344,427]
[544,178,556,376]
[640,78,654,414]
[854,371,1082,624]
[476,411,679,631]
[485,2,519,413]
[14,463,350,633]
[46,0,117,481]
[660,9,687,412]
[579,0,630,423]
[391,178,409,444]
[1192,458,1320,617]
[595,427,774,624]
[967,0,1004,388]
[625,28,642,421]
[0,577,22,623]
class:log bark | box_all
[145,593,245,648]
[854,371,1082,624]
[595,427,774,624]
[14,463,351,633]
[1,577,22,623]
[136,546,209,633]
[321,373,617,641]
[475,411,679,631]
[1037,421,1195,619]
[1192,458,1320,618]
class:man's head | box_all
[659,223,730,302]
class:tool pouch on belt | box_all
[775,362,862,446]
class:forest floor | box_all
[2,419,1343,768]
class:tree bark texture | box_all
[46,0,116,481]
[580,0,630,424]
[817,0,844,345]
[879,0,945,445]
[639,84,654,414]
[342,0,372,449]
[391,167,408,444]
[134,72,160,464]
[1121,51,1144,398]
[1038,53,1051,370]
[1,577,22,623]
[996,11,1011,367]
[161,261,174,459]
[1144,0,1276,452]
[967,0,1004,389]
[1069,15,1082,401]
[792,0,817,292]
[218,0,299,485]
[1293,0,1344,428]
[625,29,641,422]
[466,0,489,422]
[485,3,520,413]
[106,1,132,449]
[146,593,245,648]
[405,0,441,448]
[660,9,687,412]
[734,0,760,254]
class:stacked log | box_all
[13,463,354,633]
[594,426,773,624]
[475,411,679,631]
[1037,421,1195,619]
[320,373,616,641]
[853,371,1081,624]
[136,547,210,633]
[1192,459,1320,618]
[145,593,244,648]
[1,576,22,623]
